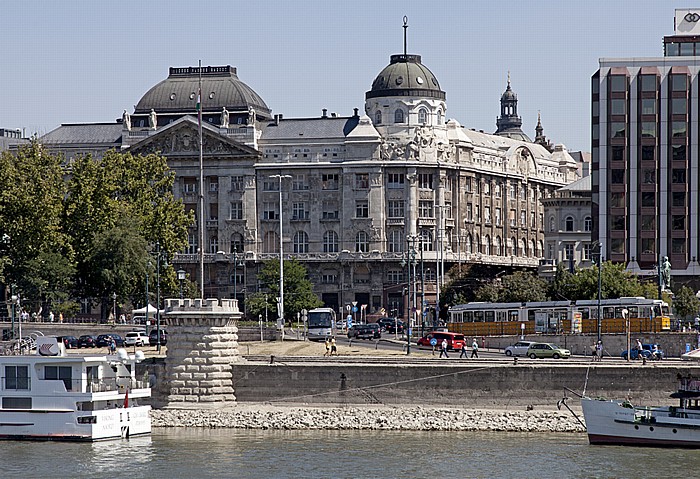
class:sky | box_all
[1,0,678,152]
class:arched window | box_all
[437,110,443,125]
[538,240,544,257]
[549,216,556,232]
[521,238,527,257]
[511,237,517,256]
[388,230,404,253]
[209,236,218,254]
[394,109,405,123]
[485,235,491,255]
[418,108,428,124]
[466,234,472,254]
[374,110,382,125]
[584,216,592,232]
[323,230,338,253]
[565,216,574,232]
[531,239,536,258]
[293,231,309,253]
[231,233,243,253]
[495,236,502,256]
[263,231,278,254]
[356,231,369,252]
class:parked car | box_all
[378,318,404,333]
[77,335,98,348]
[62,336,78,349]
[95,334,125,348]
[347,324,381,340]
[504,341,535,357]
[416,331,466,351]
[124,331,150,347]
[527,342,571,359]
[621,343,664,360]
[149,329,168,346]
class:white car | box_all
[124,331,149,347]
[504,341,535,357]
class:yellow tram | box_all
[448,297,671,337]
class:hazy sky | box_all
[2,1,676,151]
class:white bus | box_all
[307,307,337,340]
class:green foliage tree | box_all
[673,285,700,320]
[246,259,322,322]
[475,271,548,303]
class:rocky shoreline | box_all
[152,405,586,433]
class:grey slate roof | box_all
[558,174,591,192]
[40,123,123,146]
[261,117,359,141]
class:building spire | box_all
[507,70,511,88]
[403,16,408,56]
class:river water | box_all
[3,428,699,478]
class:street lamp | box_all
[270,174,291,334]
[622,308,630,362]
[401,236,418,355]
[154,242,167,353]
[112,292,117,323]
[10,283,17,340]
[177,269,186,299]
[594,241,604,343]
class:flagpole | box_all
[198,60,205,299]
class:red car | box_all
[417,331,466,351]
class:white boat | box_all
[0,337,151,441]
[581,376,700,447]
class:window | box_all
[611,146,625,161]
[584,216,592,232]
[672,98,687,115]
[263,202,277,220]
[641,192,655,208]
[640,215,656,230]
[356,231,369,252]
[231,175,244,191]
[394,109,405,123]
[484,206,491,224]
[355,200,369,218]
[355,173,369,189]
[231,233,243,253]
[672,215,686,231]
[375,110,382,125]
[672,121,687,138]
[209,179,219,192]
[321,271,337,284]
[388,230,404,253]
[610,169,625,184]
[642,169,656,184]
[672,169,686,184]
[641,238,656,254]
[186,234,198,255]
[610,99,626,115]
[671,75,687,92]
[230,201,243,220]
[321,174,339,190]
[437,110,443,124]
[530,211,536,228]
[511,237,517,256]
[209,236,218,254]
[583,244,592,261]
[520,210,526,227]
[565,216,574,232]
[388,200,404,218]
[293,231,309,253]
[2,397,31,409]
[610,75,627,92]
[45,366,72,391]
[323,231,338,253]
[641,122,656,138]
[672,192,686,208]
[466,203,473,222]
[610,122,626,139]
[610,192,625,208]
[494,208,501,226]
[292,202,308,220]
[292,174,307,191]
[419,201,433,218]
[640,98,656,115]
[183,179,197,193]
[263,232,278,253]
[5,366,29,390]
[484,181,491,195]
[465,234,473,254]
[509,209,516,227]
[465,177,472,193]
[262,180,279,191]
[549,217,555,232]
[419,229,433,251]
[494,236,502,256]
[672,238,686,254]
[418,173,433,189]
[564,244,574,260]
[611,215,625,230]
[640,75,657,92]
[673,145,687,161]
[418,108,428,124]
[641,146,655,161]
[388,173,404,188]
[387,270,404,283]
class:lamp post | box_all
[145,261,151,331]
[623,308,630,362]
[270,174,291,334]
[153,243,167,353]
[594,241,603,343]
[177,269,186,299]
[402,236,418,355]
[112,292,117,323]
[10,283,17,340]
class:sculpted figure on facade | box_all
[248,107,256,125]
[122,110,131,131]
[221,107,230,128]
[149,109,157,130]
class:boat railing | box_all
[679,378,700,393]
[86,378,150,393]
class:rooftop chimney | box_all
[322,109,328,118]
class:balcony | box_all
[418,217,436,227]
[206,219,219,229]
[387,218,405,226]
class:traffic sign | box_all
[346,315,353,328]
[352,306,358,312]
[430,338,437,346]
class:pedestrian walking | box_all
[324,337,331,357]
[330,336,338,356]
[49,311,54,323]
[636,338,643,359]
[471,338,479,358]
[439,338,449,358]
[595,340,603,361]
[459,340,468,359]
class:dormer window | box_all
[394,109,405,123]
[375,110,382,125]
[418,108,428,125]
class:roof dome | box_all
[134,65,271,117]
[366,54,445,101]
[501,83,517,101]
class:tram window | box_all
[508,310,518,321]
[485,311,495,322]
[474,311,484,322]
[628,307,638,318]
[465,311,473,322]
[603,307,615,319]
[640,306,651,319]
[496,311,506,322]
[528,311,536,321]
[615,307,625,318]
[578,308,590,320]
[662,305,669,315]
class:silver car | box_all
[504,341,535,357]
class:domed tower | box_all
[130,65,272,129]
[495,73,531,142]
[365,18,447,139]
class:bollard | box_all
[513,357,518,365]
[270,355,275,364]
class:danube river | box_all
[3,428,699,478]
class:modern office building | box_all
[592,8,700,286]
[37,28,582,320]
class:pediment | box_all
[129,118,259,159]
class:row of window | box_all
[548,215,593,233]
[605,97,688,117]
[605,73,688,94]
[374,108,443,126]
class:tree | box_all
[673,285,700,320]
[246,259,322,321]
[474,271,548,303]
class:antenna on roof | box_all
[403,16,408,56]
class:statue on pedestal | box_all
[221,107,229,128]
[122,110,131,131]
[149,109,157,130]
[661,256,672,291]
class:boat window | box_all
[1,397,31,409]
[4,365,29,390]
[45,366,73,391]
